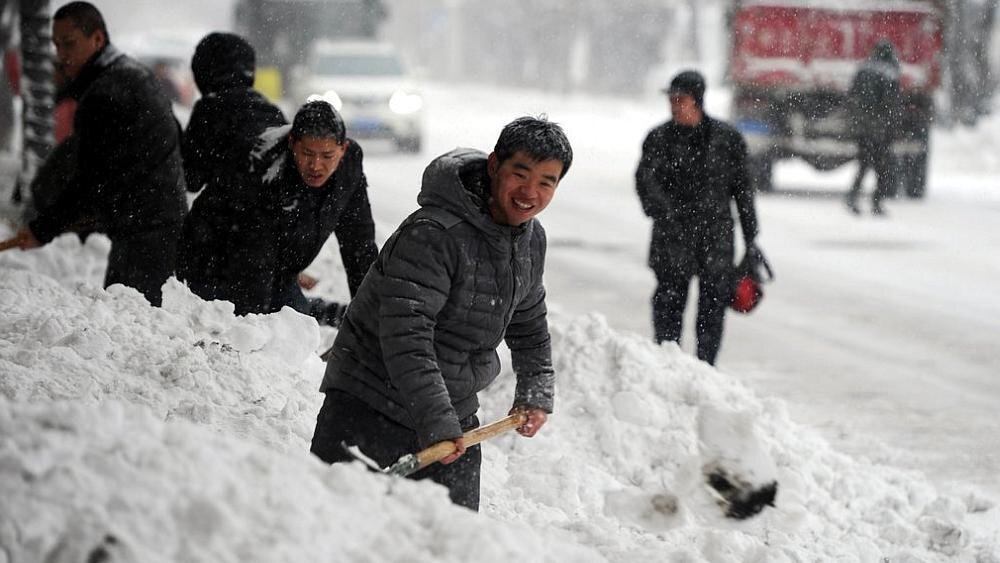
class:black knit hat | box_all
[191,32,255,94]
[291,100,346,143]
[663,70,706,108]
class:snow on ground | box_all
[1,262,999,561]
[2,82,1000,561]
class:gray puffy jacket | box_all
[320,148,555,447]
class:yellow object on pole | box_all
[254,67,283,103]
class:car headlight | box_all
[389,90,423,115]
[307,90,343,112]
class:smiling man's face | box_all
[487,150,564,227]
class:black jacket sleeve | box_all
[728,132,758,245]
[181,101,213,193]
[635,127,675,220]
[377,222,463,446]
[505,226,554,413]
[334,170,378,296]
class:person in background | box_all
[177,100,376,326]
[845,40,903,216]
[177,31,288,297]
[310,116,572,511]
[11,1,186,306]
[635,70,759,366]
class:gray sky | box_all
[83,0,235,37]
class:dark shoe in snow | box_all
[871,204,888,217]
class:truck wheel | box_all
[747,156,773,192]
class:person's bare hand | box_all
[439,436,466,465]
[510,407,548,437]
[298,272,318,290]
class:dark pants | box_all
[310,390,482,511]
[848,138,894,208]
[105,223,181,307]
[650,233,734,365]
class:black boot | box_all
[845,193,861,215]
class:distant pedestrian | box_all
[177,100,377,326]
[845,40,902,216]
[310,116,572,511]
[11,1,186,306]
[635,70,760,365]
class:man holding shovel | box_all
[310,116,573,511]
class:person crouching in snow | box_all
[177,100,377,326]
[310,116,573,511]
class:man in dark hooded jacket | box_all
[177,32,288,300]
[310,116,572,511]
[845,40,902,216]
[178,100,377,325]
[12,1,186,306]
[636,70,759,366]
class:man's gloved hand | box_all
[742,242,773,282]
[307,298,349,328]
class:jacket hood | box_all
[191,32,255,94]
[417,148,515,236]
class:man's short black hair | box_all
[494,116,573,179]
[54,2,110,42]
[290,101,346,144]
[665,70,706,108]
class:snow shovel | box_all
[384,412,528,477]
[0,237,20,252]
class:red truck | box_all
[727,0,945,197]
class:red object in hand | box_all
[731,275,763,313]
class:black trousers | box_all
[105,223,181,307]
[310,390,482,511]
[848,138,894,206]
[651,242,733,366]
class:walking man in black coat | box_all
[12,1,187,306]
[177,100,377,326]
[310,117,572,511]
[845,40,903,216]
[635,70,759,365]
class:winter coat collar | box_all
[61,43,125,101]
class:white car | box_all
[290,41,423,153]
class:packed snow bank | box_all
[2,265,998,561]
[0,269,603,562]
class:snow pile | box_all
[479,315,1000,560]
[2,261,998,561]
[0,269,322,454]
[0,231,108,289]
[0,399,604,563]
[0,268,604,562]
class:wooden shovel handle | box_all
[415,412,528,471]
[0,238,20,252]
